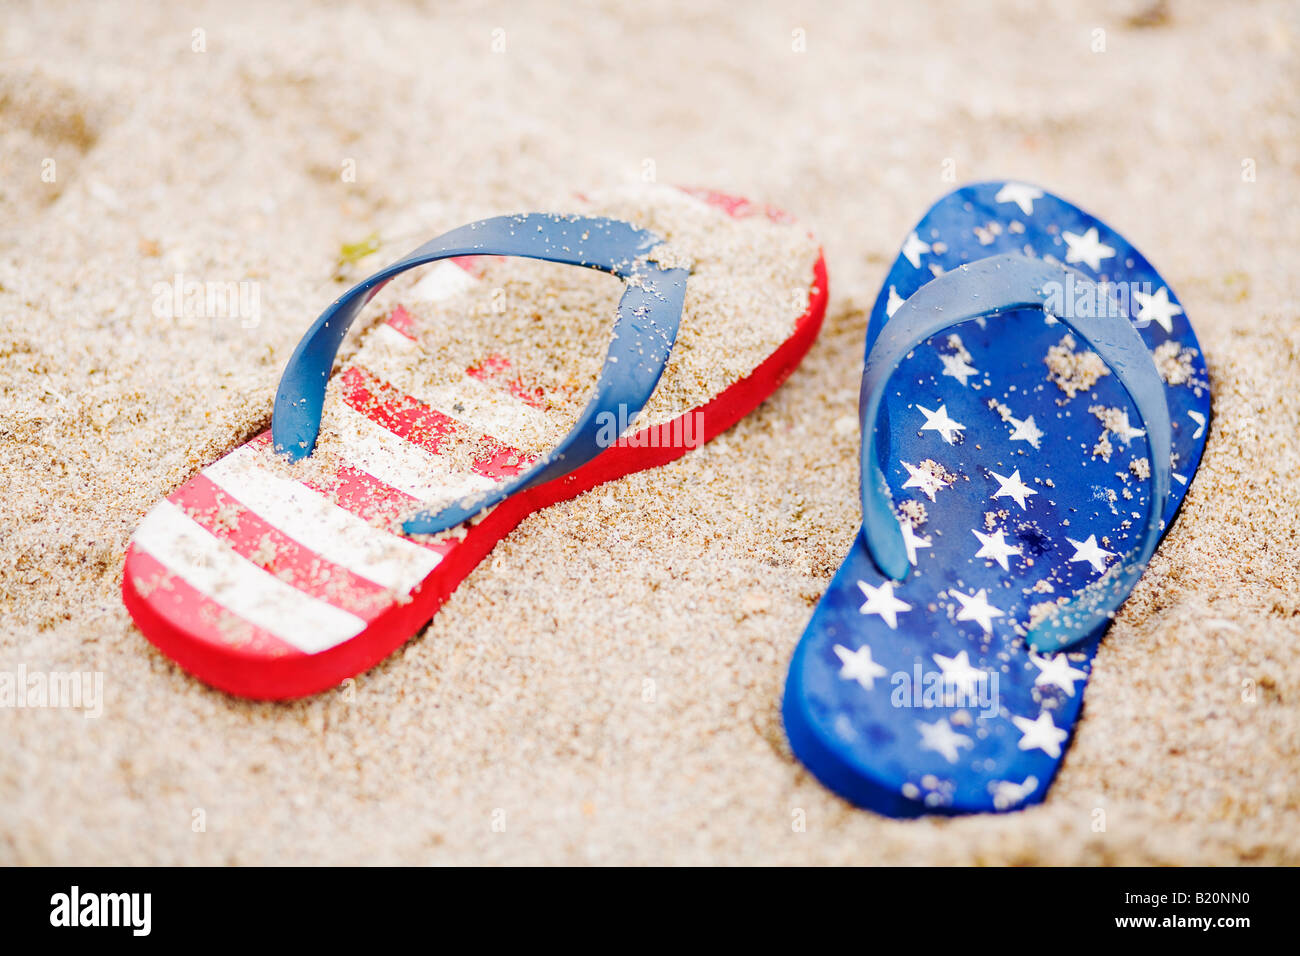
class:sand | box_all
[290,185,818,521]
[2,0,1298,864]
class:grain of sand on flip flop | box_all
[2,0,1298,864]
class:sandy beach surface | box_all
[2,0,1298,864]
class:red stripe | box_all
[451,255,503,277]
[241,433,456,557]
[309,462,415,525]
[679,187,754,219]
[340,365,458,448]
[306,464,458,557]
[472,443,532,479]
[169,475,394,620]
[389,303,549,411]
[386,304,417,339]
[678,186,796,224]
[124,546,305,661]
[466,353,512,379]
[466,352,549,410]
[339,365,535,479]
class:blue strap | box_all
[858,254,1171,652]
[271,214,689,536]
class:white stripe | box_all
[414,376,550,442]
[331,404,499,503]
[409,261,477,302]
[373,321,421,351]
[133,501,366,654]
[206,446,442,592]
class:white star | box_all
[989,468,1038,510]
[1008,414,1044,448]
[1067,534,1116,574]
[1188,410,1206,440]
[885,285,904,317]
[932,650,987,697]
[1029,651,1089,697]
[1132,286,1183,334]
[902,460,949,501]
[917,718,973,764]
[991,776,1040,810]
[950,588,1005,635]
[1062,227,1116,272]
[856,580,912,629]
[1012,710,1069,758]
[833,643,888,691]
[972,528,1022,571]
[901,231,931,268]
[1097,409,1145,443]
[900,519,932,565]
[994,182,1043,216]
[939,351,978,386]
[917,403,965,444]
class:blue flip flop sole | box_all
[783,182,1210,815]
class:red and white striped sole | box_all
[123,190,829,698]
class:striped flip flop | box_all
[124,187,827,698]
[782,182,1209,815]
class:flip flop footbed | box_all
[784,182,1209,815]
[124,185,826,698]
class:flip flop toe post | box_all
[783,182,1209,815]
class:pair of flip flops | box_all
[122,182,1207,817]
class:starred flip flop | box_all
[124,186,827,699]
[782,181,1209,815]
